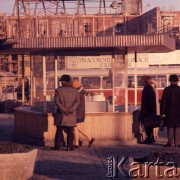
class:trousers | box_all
[168,127,180,146]
[54,126,74,149]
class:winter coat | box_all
[76,87,85,123]
[160,84,180,128]
[139,84,157,121]
[54,86,80,127]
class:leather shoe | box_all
[142,138,155,144]
[79,140,83,147]
[164,143,171,147]
[73,145,79,148]
[164,143,175,148]
[89,138,95,147]
[51,147,61,151]
[66,147,75,151]
[62,141,66,147]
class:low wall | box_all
[13,107,140,146]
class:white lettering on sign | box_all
[66,56,112,69]
[128,53,149,68]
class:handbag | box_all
[159,116,166,131]
[142,115,163,129]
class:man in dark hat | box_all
[161,74,180,148]
[54,74,80,151]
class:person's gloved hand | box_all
[64,109,70,115]
[67,107,74,114]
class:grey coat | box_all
[160,84,180,128]
[54,86,80,127]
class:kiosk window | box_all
[114,74,123,87]
[137,76,144,88]
[155,75,167,88]
[72,77,79,81]
[128,75,167,88]
[102,77,112,89]
[128,76,135,88]
[81,77,100,89]
[47,78,55,90]
[128,75,143,88]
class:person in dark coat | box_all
[25,78,30,102]
[150,80,160,140]
[72,80,95,147]
[54,74,80,151]
[139,75,157,144]
[160,74,180,147]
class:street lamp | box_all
[110,0,121,9]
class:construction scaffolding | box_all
[0,14,7,39]
[12,0,127,16]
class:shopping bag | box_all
[142,115,162,129]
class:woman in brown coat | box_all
[72,80,95,147]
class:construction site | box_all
[0,0,179,111]
[0,0,179,71]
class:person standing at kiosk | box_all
[54,74,80,151]
[139,75,156,144]
[160,74,180,147]
[72,80,95,147]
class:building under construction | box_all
[0,0,179,109]
[0,0,179,75]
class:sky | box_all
[0,0,180,14]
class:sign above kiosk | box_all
[66,54,150,69]
[66,56,112,69]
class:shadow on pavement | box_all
[32,159,109,180]
[0,113,14,141]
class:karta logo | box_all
[107,156,179,178]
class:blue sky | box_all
[0,0,180,14]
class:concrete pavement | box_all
[0,113,179,180]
